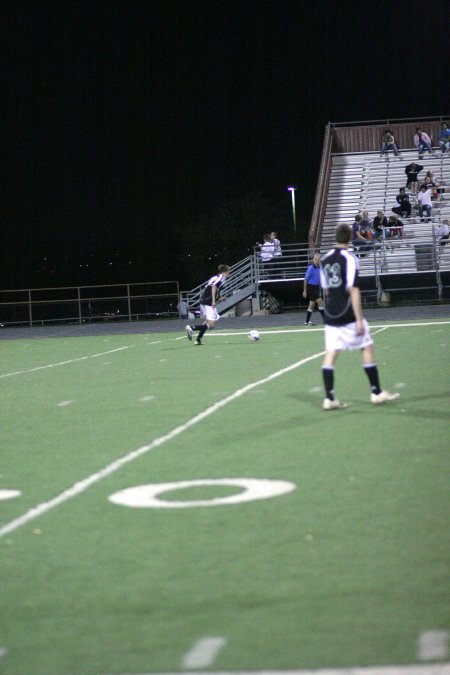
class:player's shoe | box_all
[185,325,193,341]
[194,338,202,346]
[370,391,400,404]
[304,321,314,326]
[322,398,348,410]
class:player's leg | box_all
[322,349,347,410]
[305,300,315,325]
[361,345,400,404]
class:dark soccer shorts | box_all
[307,284,321,301]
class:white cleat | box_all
[185,325,193,341]
[371,391,400,405]
[322,398,348,411]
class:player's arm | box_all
[348,285,365,335]
[211,284,217,306]
[303,267,309,297]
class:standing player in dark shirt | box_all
[185,264,230,345]
[319,224,400,410]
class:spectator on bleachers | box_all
[405,162,423,195]
[351,215,371,256]
[417,185,433,222]
[380,129,399,157]
[259,234,275,262]
[387,215,404,239]
[392,187,411,218]
[438,123,450,153]
[372,210,388,239]
[424,171,442,201]
[270,231,282,257]
[360,210,373,231]
[437,220,449,245]
[413,128,433,158]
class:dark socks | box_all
[364,363,381,394]
[198,324,208,339]
[306,310,312,323]
[322,366,335,400]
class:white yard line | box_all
[124,665,450,674]
[419,631,449,661]
[181,637,227,669]
[0,346,133,378]
[0,348,326,540]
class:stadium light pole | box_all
[287,187,297,235]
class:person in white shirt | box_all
[270,231,282,257]
[417,185,433,222]
[437,220,449,246]
[259,234,275,262]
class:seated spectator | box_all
[417,185,433,222]
[424,171,442,201]
[380,129,399,157]
[387,215,404,239]
[360,210,373,233]
[259,234,275,262]
[405,162,423,195]
[413,128,433,158]
[372,210,388,239]
[351,215,371,256]
[392,187,411,217]
[438,123,450,154]
[437,220,449,245]
[270,231,282,257]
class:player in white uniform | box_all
[320,224,400,410]
[185,265,230,345]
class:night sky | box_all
[3,0,448,290]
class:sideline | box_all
[128,666,450,675]
[0,348,327,539]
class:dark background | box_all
[2,0,448,290]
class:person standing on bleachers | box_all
[438,123,450,153]
[405,162,423,195]
[413,128,433,158]
[417,184,433,222]
[380,129,399,157]
[392,188,411,218]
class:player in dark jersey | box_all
[319,224,400,410]
[185,264,230,345]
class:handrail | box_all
[0,280,180,327]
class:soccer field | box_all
[1,319,449,675]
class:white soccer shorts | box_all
[202,304,220,322]
[325,320,374,351]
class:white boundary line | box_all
[126,667,450,675]
[0,346,133,378]
[0,349,326,540]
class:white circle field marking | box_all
[108,478,296,509]
[0,490,21,501]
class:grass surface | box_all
[0,320,449,674]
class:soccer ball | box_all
[248,329,260,341]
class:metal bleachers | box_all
[320,148,450,281]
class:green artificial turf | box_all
[0,321,449,674]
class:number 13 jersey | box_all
[319,248,359,325]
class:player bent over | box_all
[320,224,400,410]
[185,264,230,345]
